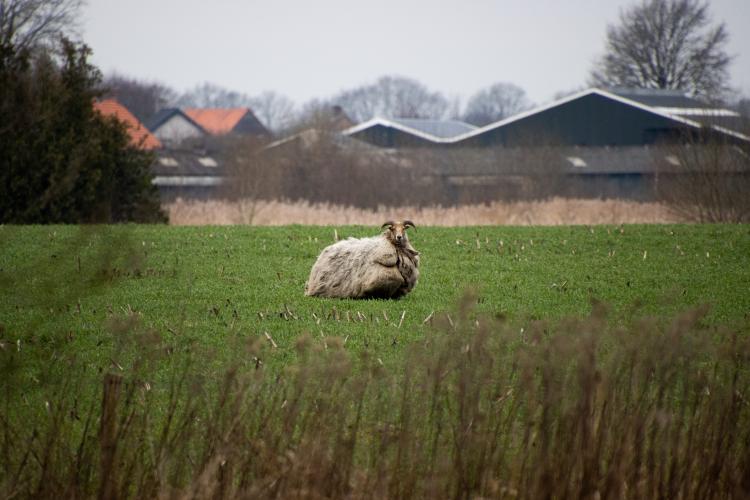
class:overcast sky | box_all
[83,0,750,107]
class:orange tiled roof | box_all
[184,108,249,135]
[94,99,162,150]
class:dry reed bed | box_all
[165,197,681,226]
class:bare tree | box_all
[412,141,570,205]
[445,94,463,121]
[655,129,750,222]
[333,75,450,122]
[293,98,333,129]
[0,0,83,50]
[103,73,178,122]
[287,98,355,134]
[735,98,750,119]
[220,135,271,224]
[241,128,416,208]
[176,82,254,108]
[590,0,732,100]
[248,90,295,134]
[463,82,532,126]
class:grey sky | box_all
[83,0,750,107]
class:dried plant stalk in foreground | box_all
[2,298,748,499]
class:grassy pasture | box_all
[1,223,749,498]
[2,224,749,352]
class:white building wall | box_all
[153,115,205,145]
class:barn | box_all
[453,88,747,148]
[340,88,749,202]
[343,88,747,149]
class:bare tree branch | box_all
[175,81,250,108]
[463,82,532,126]
[590,0,732,100]
[655,126,750,222]
[248,91,295,134]
[332,75,450,122]
[103,72,178,123]
[0,0,84,50]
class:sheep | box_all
[305,220,420,299]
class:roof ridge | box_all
[147,108,206,133]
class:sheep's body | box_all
[305,231,420,299]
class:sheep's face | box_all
[382,220,415,248]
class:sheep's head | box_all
[382,220,415,248]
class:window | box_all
[664,155,680,166]
[159,157,179,167]
[566,156,587,168]
[198,157,218,167]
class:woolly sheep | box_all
[305,220,420,299]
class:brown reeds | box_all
[165,197,681,226]
[1,296,748,498]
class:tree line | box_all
[105,75,535,134]
[0,0,746,224]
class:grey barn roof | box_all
[389,118,477,138]
[607,88,708,108]
[342,88,749,148]
[607,87,748,133]
[343,117,478,146]
[152,149,222,177]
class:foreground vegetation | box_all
[1,224,749,498]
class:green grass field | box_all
[1,223,749,498]
[2,224,748,356]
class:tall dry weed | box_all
[2,295,748,499]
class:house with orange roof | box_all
[94,99,162,150]
[184,108,269,137]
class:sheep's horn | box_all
[403,220,416,230]
[381,221,395,229]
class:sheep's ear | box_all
[403,220,416,231]
[381,221,395,230]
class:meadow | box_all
[1,223,749,498]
